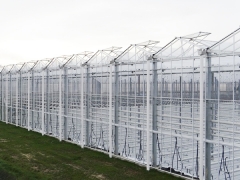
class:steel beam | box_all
[114,63,119,155]
[199,54,204,180]
[59,70,62,141]
[19,72,22,126]
[152,60,158,167]
[81,65,84,148]
[1,73,2,121]
[5,74,8,124]
[85,65,90,146]
[109,64,113,158]
[146,60,150,170]
[9,73,12,124]
[28,72,30,131]
[42,73,45,135]
[64,67,68,140]
[46,70,50,134]
[205,52,213,180]
[16,74,18,126]
[31,71,34,130]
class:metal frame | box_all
[1,28,240,180]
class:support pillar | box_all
[205,52,213,180]
[5,74,8,123]
[199,53,204,180]
[81,65,84,148]
[239,80,240,109]
[85,65,90,146]
[109,64,113,158]
[42,73,45,135]
[28,72,30,131]
[146,59,150,170]
[59,70,62,141]
[16,74,18,126]
[114,63,119,155]
[64,67,68,140]
[179,76,182,124]
[19,72,22,126]
[46,70,50,134]
[31,71,35,130]
[199,49,213,180]
[190,79,193,118]
[1,73,3,121]
[10,73,12,124]
[152,59,158,166]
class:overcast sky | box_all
[0,0,239,65]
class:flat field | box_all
[0,121,183,180]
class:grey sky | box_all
[0,0,239,65]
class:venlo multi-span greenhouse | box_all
[1,27,240,180]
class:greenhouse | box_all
[1,27,240,180]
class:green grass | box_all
[0,121,184,180]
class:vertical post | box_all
[64,67,68,140]
[59,69,62,141]
[46,70,50,134]
[16,74,18,126]
[185,81,187,97]
[85,65,90,146]
[239,80,240,108]
[114,63,119,155]
[166,80,168,97]
[152,59,158,166]
[179,76,182,124]
[129,78,132,95]
[205,52,212,180]
[81,65,84,148]
[146,60,150,170]
[1,73,3,121]
[137,74,142,159]
[42,72,45,135]
[215,77,218,120]
[161,78,164,119]
[199,55,204,180]
[28,72,30,131]
[190,79,193,118]
[31,71,34,130]
[197,81,199,98]
[109,63,113,158]
[19,72,22,126]
[6,74,8,123]
[10,73,12,124]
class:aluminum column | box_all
[152,58,158,167]
[81,65,84,148]
[1,73,3,121]
[64,67,68,140]
[59,70,62,141]
[9,73,12,124]
[19,72,22,126]
[146,59,150,170]
[31,71,35,130]
[16,74,18,126]
[5,74,8,123]
[199,51,204,180]
[46,70,50,134]
[85,65,90,146]
[28,72,30,131]
[205,52,212,180]
[114,63,119,155]
[41,73,45,135]
[109,64,113,158]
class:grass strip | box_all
[0,121,184,180]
